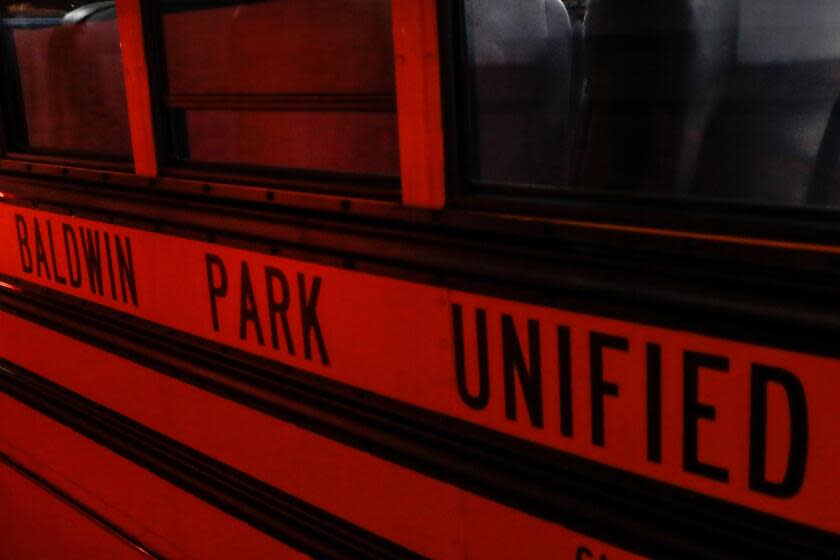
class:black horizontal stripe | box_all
[165,93,397,113]
[0,357,421,560]
[3,185,840,361]
[1,279,838,559]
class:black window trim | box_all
[440,0,840,247]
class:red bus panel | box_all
[0,458,153,560]
[0,205,833,533]
[0,311,643,559]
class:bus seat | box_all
[580,0,737,194]
[62,2,115,25]
[467,0,573,186]
[692,0,840,205]
[568,14,586,184]
[807,95,840,205]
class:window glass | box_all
[160,0,400,179]
[463,0,840,207]
[0,1,132,159]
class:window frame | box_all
[8,0,840,254]
[0,0,447,207]
[143,0,444,202]
[0,1,137,171]
[441,0,840,247]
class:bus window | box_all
[462,0,840,207]
[159,0,400,180]
[463,0,575,188]
[0,1,132,160]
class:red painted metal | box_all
[0,311,642,559]
[391,0,446,208]
[0,458,155,560]
[116,0,158,177]
[0,391,307,560]
[0,206,833,535]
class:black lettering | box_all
[79,227,104,295]
[33,218,51,280]
[749,364,808,497]
[683,351,729,483]
[14,214,32,273]
[239,262,265,345]
[298,274,329,366]
[558,325,573,437]
[46,221,66,285]
[205,253,227,332]
[647,343,663,463]
[452,305,490,410]
[62,224,82,288]
[589,332,628,447]
[576,546,593,560]
[115,235,138,306]
[104,233,117,300]
[501,315,543,428]
[265,266,295,354]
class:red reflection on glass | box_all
[2,2,132,158]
